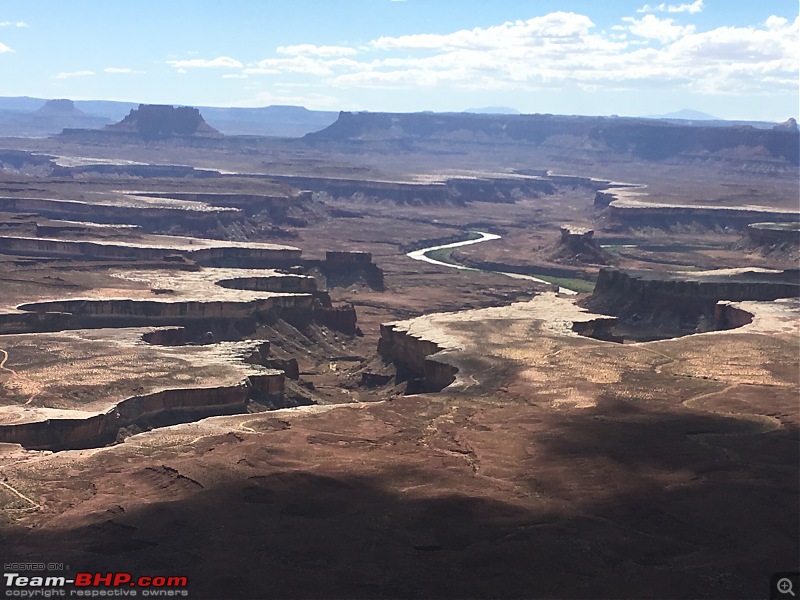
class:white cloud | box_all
[0,21,27,27]
[371,12,596,50]
[167,56,242,69]
[54,70,94,79]
[637,1,703,14]
[277,44,357,57]
[158,10,798,101]
[326,11,797,96]
[622,15,695,42]
[667,1,703,13]
[0,42,12,53]
[766,15,788,30]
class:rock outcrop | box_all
[543,225,614,265]
[773,118,798,131]
[106,104,221,139]
[36,99,85,116]
[378,322,458,393]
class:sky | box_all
[0,0,797,120]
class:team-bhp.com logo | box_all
[3,571,188,597]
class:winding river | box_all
[406,231,578,295]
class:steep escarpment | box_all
[14,295,312,328]
[272,174,555,206]
[0,197,238,229]
[584,267,800,335]
[0,373,285,451]
[0,234,302,267]
[306,251,385,291]
[377,323,459,393]
[742,222,800,262]
[307,111,799,166]
[603,198,799,231]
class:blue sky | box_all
[0,0,797,120]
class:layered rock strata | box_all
[0,268,357,335]
[0,329,285,451]
[603,196,799,231]
[585,267,800,332]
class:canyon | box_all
[0,105,796,600]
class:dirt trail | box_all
[0,478,40,510]
[0,347,42,405]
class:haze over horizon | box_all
[0,0,797,122]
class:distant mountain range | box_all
[463,106,521,115]
[645,109,721,120]
[0,97,338,138]
[0,97,789,139]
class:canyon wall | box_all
[604,201,799,231]
[713,302,755,330]
[271,175,554,206]
[585,267,800,331]
[0,197,236,227]
[0,377,287,451]
[0,235,302,267]
[746,222,800,248]
[377,323,458,392]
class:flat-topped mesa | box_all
[537,225,614,266]
[602,196,800,231]
[744,222,800,261]
[584,266,800,335]
[0,266,359,336]
[561,225,594,240]
[106,104,222,139]
[36,99,84,116]
[307,111,799,166]
[303,251,385,291]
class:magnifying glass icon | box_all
[778,578,796,596]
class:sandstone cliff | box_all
[584,267,800,333]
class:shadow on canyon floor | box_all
[2,400,797,600]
